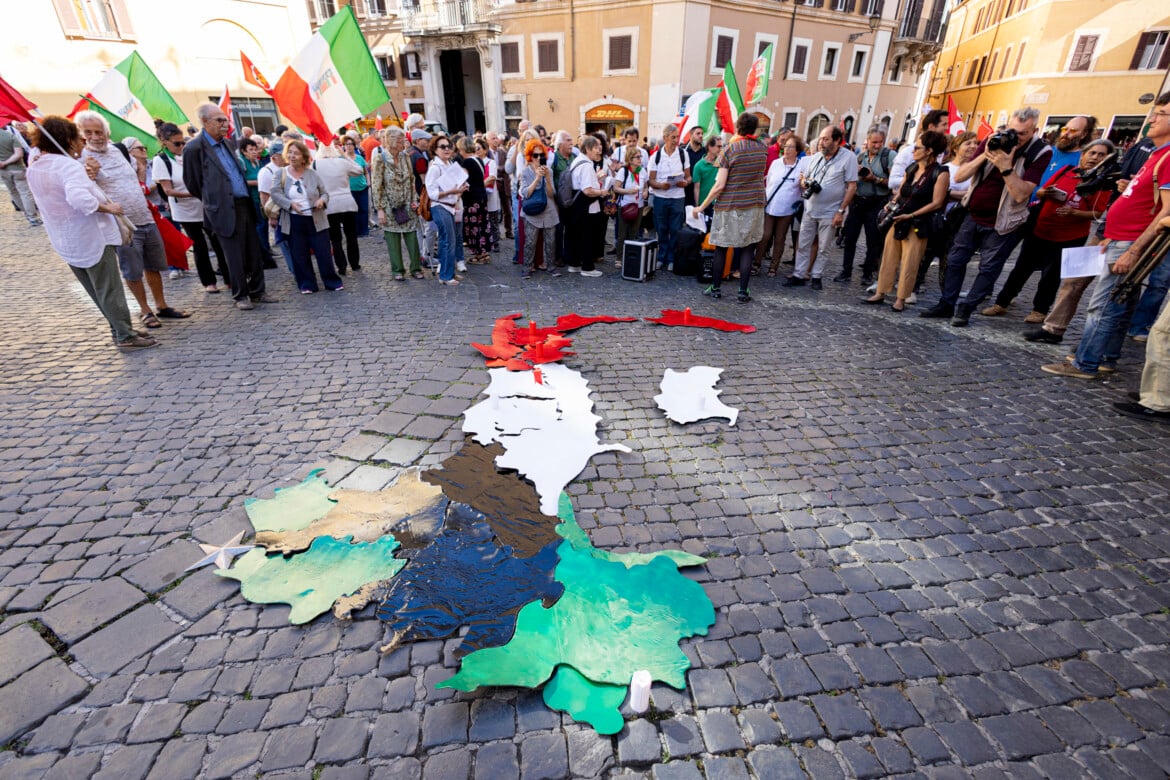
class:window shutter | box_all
[538,40,558,73]
[386,55,396,80]
[107,0,136,39]
[609,35,632,71]
[306,0,319,23]
[50,0,88,37]
[793,45,808,74]
[501,42,520,74]
[1070,35,1096,71]
[715,36,733,69]
[1130,33,1154,70]
[1161,34,1170,69]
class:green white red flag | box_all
[714,62,744,133]
[86,51,188,138]
[743,44,773,106]
[271,5,389,141]
[73,97,163,155]
[679,88,720,140]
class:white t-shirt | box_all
[764,157,804,218]
[802,149,859,220]
[285,171,312,213]
[571,159,604,214]
[150,153,203,223]
[647,145,687,199]
[617,167,644,207]
[945,161,970,212]
[258,161,283,196]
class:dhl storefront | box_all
[583,103,638,140]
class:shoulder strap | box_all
[879,147,892,171]
[1150,149,1169,214]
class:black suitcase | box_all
[622,239,657,281]
[674,226,703,276]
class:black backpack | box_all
[154,152,173,202]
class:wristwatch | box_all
[837,208,847,213]
[1000,168,1014,177]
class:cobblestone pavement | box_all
[1,203,1169,780]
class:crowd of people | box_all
[9,94,1170,424]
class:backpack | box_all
[556,157,591,209]
[154,152,173,202]
[654,145,687,168]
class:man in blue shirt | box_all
[183,103,274,309]
[1037,115,1095,190]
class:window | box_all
[849,46,869,82]
[988,50,999,82]
[500,37,523,77]
[407,102,425,116]
[375,54,396,81]
[789,38,812,79]
[888,55,902,83]
[975,7,985,33]
[307,0,336,22]
[365,0,388,15]
[51,0,135,41]
[975,55,988,83]
[806,113,831,142]
[532,34,564,78]
[754,33,779,79]
[821,44,841,79]
[710,27,738,74]
[1013,41,1026,75]
[504,95,525,135]
[222,97,279,136]
[1067,34,1098,72]
[1130,31,1170,71]
[966,59,978,85]
[865,0,883,14]
[783,111,800,131]
[401,51,421,80]
[1000,45,1012,79]
[604,28,638,76]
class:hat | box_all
[269,141,285,154]
[411,129,432,143]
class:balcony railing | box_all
[399,0,498,34]
[896,10,946,44]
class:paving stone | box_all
[520,731,568,779]
[934,720,999,765]
[181,701,228,735]
[422,701,469,748]
[120,541,201,593]
[475,741,518,780]
[772,700,825,741]
[810,693,875,738]
[70,604,180,679]
[701,756,750,780]
[469,698,515,742]
[369,712,419,758]
[127,702,187,744]
[794,746,845,779]
[0,624,54,686]
[747,747,804,779]
[422,748,471,779]
[902,726,952,764]
[617,719,661,764]
[40,577,145,643]
[871,736,915,774]
[0,658,89,744]
[858,686,923,730]
[92,742,162,780]
[24,712,86,754]
[205,732,265,779]
[215,699,268,735]
[261,725,317,772]
[650,762,703,780]
[315,717,369,763]
[660,714,703,757]
[687,668,737,707]
[567,726,614,777]
[837,740,886,779]
[727,662,777,704]
[144,737,206,780]
[737,708,783,746]
[698,710,746,753]
[42,753,101,780]
[981,712,1063,760]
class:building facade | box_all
[8,0,314,133]
[928,0,1170,144]
[342,0,947,143]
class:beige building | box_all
[6,0,314,133]
[345,0,948,143]
[927,0,1170,144]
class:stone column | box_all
[419,41,446,126]
[477,40,505,133]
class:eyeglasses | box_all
[913,145,926,151]
[1153,111,1170,119]
[436,143,451,150]
[212,117,229,123]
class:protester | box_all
[889,110,947,191]
[785,126,858,289]
[314,142,363,275]
[0,122,40,226]
[754,135,805,276]
[183,103,272,309]
[862,131,950,312]
[697,113,768,302]
[257,141,293,273]
[488,131,513,239]
[458,136,492,264]
[565,136,610,277]
[425,134,468,285]
[343,134,371,237]
[370,127,423,281]
[517,140,560,280]
[982,140,1114,323]
[551,130,577,266]
[408,129,436,267]
[613,145,647,261]
[238,137,275,266]
[647,124,690,272]
[682,126,706,208]
[920,107,1052,326]
[27,116,154,349]
[691,137,723,219]
[154,123,228,292]
[267,139,343,294]
[1042,92,1170,379]
[837,129,894,284]
[77,111,188,326]
[1115,214,1170,422]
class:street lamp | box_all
[848,14,882,43]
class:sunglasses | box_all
[169,139,186,147]
[294,180,303,194]
[437,143,451,150]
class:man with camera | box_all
[784,126,858,289]
[1042,92,1170,380]
[835,129,894,285]
[921,107,1052,326]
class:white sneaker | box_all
[906,292,917,304]
[866,283,878,294]
[456,261,468,273]
[580,269,603,277]
[168,269,181,280]
[566,266,581,274]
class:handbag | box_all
[262,168,286,220]
[621,202,640,222]
[113,213,135,245]
[603,192,618,217]
[392,205,411,225]
[522,175,548,216]
[417,187,432,221]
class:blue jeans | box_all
[1074,241,1134,373]
[432,206,463,281]
[354,187,370,237]
[940,216,1025,308]
[1128,259,1170,338]
[653,197,685,268]
[274,226,294,274]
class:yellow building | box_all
[928,0,1170,144]
[345,0,949,144]
[6,0,314,134]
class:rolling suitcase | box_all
[622,239,657,282]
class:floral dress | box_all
[370,147,419,234]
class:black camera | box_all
[1074,151,1122,197]
[876,200,902,233]
[801,180,823,200]
[986,128,1019,154]
[858,166,872,179]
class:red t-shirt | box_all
[966,138,1052,228]
[1104,143,1170,242]
[1033,166,1112,243]
[361,135,380,161]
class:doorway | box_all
[438,48,486,134]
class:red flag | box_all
[218,85,234,138]
[946,96,967,134]
[0,74,37,124]
[240,52,274,95]
[66,95,93,119]
[374,113,383,131]
[977,117,995,142]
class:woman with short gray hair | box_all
[371,127,423,280]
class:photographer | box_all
[983,140,1115,323]
[835,129,894,285]
[1042,91,1170,380]
[920,107,1052,326]
[784,125,858,289]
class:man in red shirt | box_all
[983,139,1114,322]
[1116,214,1170,422]
[920,107,1052,326]
[1042,91,1170,379]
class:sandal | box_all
[394,274,405,281]
[411,271,425,280]
[140,311,162,329]
[156,307,191,319]
[767,271,777,278]
[205,285,220,293]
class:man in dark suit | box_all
[183,103,275,309]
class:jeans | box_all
[274,225,294,274]
[940,216,1024,309]
[432,206,463,281]
[353,187,370,237]
[1073,241,1134,373]
[652,196,685,268]
[288,214,343,292]
[1129,261,1170,338]
[841,195,887,277]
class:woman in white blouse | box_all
[425,135,469,285]
[26,116,155,350]
[754,136,805,277]
[565,135,612,277]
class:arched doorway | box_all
[806,113,830,142]
[581,99,639,139]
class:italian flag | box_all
[743,44,773,106]
[679,88,721,141]
[714,62,745,133]
[84,51,188,154]
[272,6,389,142]
[73,98,164,155]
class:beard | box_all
[1056,134,1081,152]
